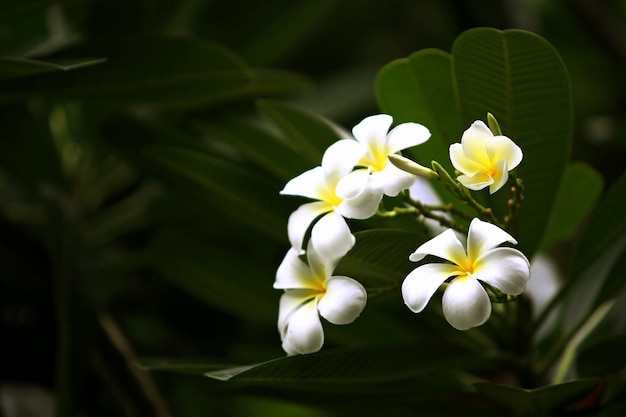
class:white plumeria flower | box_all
[401,217,530,330]
[274,243,367,355]
[346,114,431,197]
[281,140,383,259]
[449,120,523,194]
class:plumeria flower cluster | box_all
[275,112,530,355]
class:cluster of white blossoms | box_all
[275,113,531,355]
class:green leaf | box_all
[136,357,241,376]
[376,48,462,169]
[144,229,278,323]
[0,37,251,106]
[540,162,604,250]
[257,99,344,165]
[572,170,626,276]
[335,229,425,293]
[593,244,626,308]
[140,145,290,242]
[452,28,573,256]
[206,343,481,386]
[191,115,311,181]
[577,334,626,376]
[0,104,66,190]
[0,56,106,81]
[474,378,599,416]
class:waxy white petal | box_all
[466,218,517,262]
[306,241,341,281]
[274,249,319,290]
[442,276,491,330]
[317,276,367,325]
[352,114,393,150]
[486,135,523,171]
[280,297,324,355]
[310,211,355,259]
[457,172,494,191]
[387,122,431,153]
[280,166,327,200]
[474,247,530,295]
[450,143,484,176]
[408,228,467,266]
[287,201,331,253]
[372,163,416,197]
[488,159,509,194]
[335,172,383,219]
[402,263,460,313]
[335,168,370,201]
[277,290,315,337]
[321,139,367,180]
[460,121,492,164]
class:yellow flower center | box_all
[317,179,343,207]
[358,140,388,172]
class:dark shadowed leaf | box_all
[257,99,344,165]
[0,56,106,81]
[572,171,626,277]
[0,37,251,106]
[540,162,604,250]
[140,145,290,242]
[474,378,599,416]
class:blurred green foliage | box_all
[2,1,626,416]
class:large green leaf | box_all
[0,56,106,81]
[572,171,626,276]
[192,115,311,181]
[540,162,604,250]
[0,37,251,105]
[144,229,278,322]
[474,378,599,416]
[140,145,290,242]
[206,343,484,386]
[376,48,462,169]
[577,334,626,377]
[0,104,66,190]
[335,229,425,294]
[257,99,344,165]
[453,28,573,256]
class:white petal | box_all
[321,139,367,180]
[317,276,367,325]
[488,159,509,194]
[457,173,493,191]
[402,263,460,313]
[287,201,331,253]
[442,276,491,330]
[306,241,340,282]
[352,114,393,150]
[373,164,416,197]
[486,135,523,171]
[408,228,467,266]
[277,290,314,337]
[310,211,355,259]
[460,121,492,166]
[466,218,517,262]
[335,168,369,201]
[280,166,326,200]
[274,249,318,290]
[281,297,324,355]
[335,172,383,219]
[450,143,484,176]
[474,247,530,295]
[387,122,431,153]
